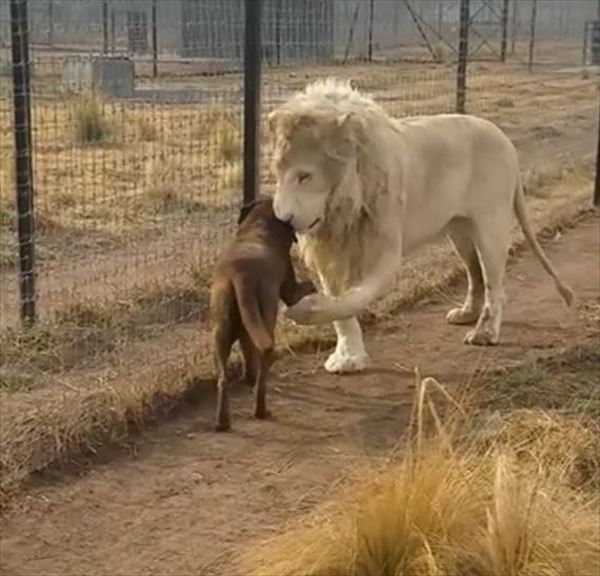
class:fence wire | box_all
[0,0,598,392]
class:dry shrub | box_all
[195,106,241,164]
[218,160,243,190]
[0,198,17,268]
[138,118,158,142]
[73,95,111,145]
[143,157,200,214]
[496,97,515,108]
[240,379,600,576]
[476,409,599,492]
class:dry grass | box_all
[239,357,600,576]
[73,95,112,145]
[138,118,158,142]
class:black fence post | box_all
[511,0,517,54]
[456,0,469,114]
[47,0,53,46]
[527,0,537,71]
[583,21,588,66]
[9,0,36,326]
[110,9,116,53]
[243,0,262,206]
[275,0,282,65]
[103,0,109,54]
[367,0,374,62]
[594,108,599,207]
[500,0,509,62]
[152,0,158,78]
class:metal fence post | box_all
[103,0,109,54]
[500,0,509,62]
[47,0,53,46]
[152,0,158,78]
[367,0,374,62]
[511,0,517,54]
[9,0,36,325]
[594,108,600,207]
[456,0,469,114]
[110,9,116,53]
[527,0,537,71]
[243,0,262,206]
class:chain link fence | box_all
[0,0,598,391]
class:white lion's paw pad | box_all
[446,307,480,326]
[463,328,499,346]
[324,351,370,374]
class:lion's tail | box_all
[232,277,274,354]
[513,176,574,307]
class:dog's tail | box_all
[232,277,274,353]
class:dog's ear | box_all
[238,196,271,225]
[238,202,256,225]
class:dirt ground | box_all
[0,212,598,575]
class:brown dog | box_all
[210,197,316,431]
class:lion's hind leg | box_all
[464,217,511,346]
[446,218,485,326]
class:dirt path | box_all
[1,217,599,576]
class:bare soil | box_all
[0,214,598,576]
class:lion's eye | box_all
[297,171,312,184]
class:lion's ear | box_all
[269,109,318,134]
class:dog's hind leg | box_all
[214,321,235,431]
[240,329,258,387]
[254,288,278,420]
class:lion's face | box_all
[269,111,353,235]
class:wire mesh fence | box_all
[0,0,598,392]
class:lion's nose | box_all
[273,201,293,225]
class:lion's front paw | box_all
[464,328,500,346]
[324,349,370,373]
[285,293,331,325]
[446,307,480,326]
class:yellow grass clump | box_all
[73,94,112,145]
[240,378,600,576]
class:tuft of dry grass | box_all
[239,371,600,576]
[194,106,242,164]
[138,118,158,142]
[73,95,112,145]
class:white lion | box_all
[268,79,574,374]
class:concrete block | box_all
[63,55,134,98]
[92,56,134,98]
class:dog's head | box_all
[238,197,298,243]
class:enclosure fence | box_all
[0,0,598,385]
